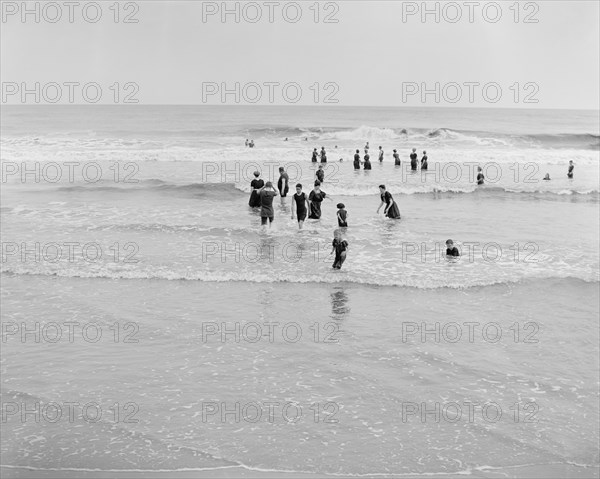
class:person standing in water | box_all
[353,150,361,170]
[259,181,278,229]
[248,171,264,207]
[378,146,384,163]
[311,148,318,163]
[365,141,370,151]
[421,151,428,170]
[308,180,327,219]
[477,166,485,185]
[377,185,401,219]
[320,147,327,163]
[336,203,348,227]
[277,167,289,197]
[245,139,249,147]
[364,151,372,170]
[410,148,418,171]
[316,165,325,183]
[393,149,400,166]
[330,229,349,270]
[291,183,309,229]
[567,160,574,178]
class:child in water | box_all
[316,165,325,183]
[445,239,460,257]
[567,160,574,178]
[336,203,348,227]
[330,229,349,270]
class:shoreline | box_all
[2,463,599,479]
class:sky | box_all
[1,0,599,108]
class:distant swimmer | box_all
[249,140,255,148]
[278,166,289,197]
[410,148,418,170]
[567,160,574,178]
[477,166,485,185]
[259,181,278,229]
[245,139,249,147]
[316,165,325,183]
[291,183,310,229]
[364,152,372,170]
[248,171,264,207]
[311,148,318,163]
[353,150,361,170]
[320,147,327,163]
[284,137,288,141]
[446,239,460,257]
[377,185,401,219]
[393,149,400,166]
[308,181,327,219]
[336,203,348,227]
[421,151,428,170]
[543,173,551,180]
[378,146,384,163]
[330,229,349,270]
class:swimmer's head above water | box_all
[253,171,260,177]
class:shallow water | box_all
[1,106,599,477]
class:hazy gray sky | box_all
[2,0,599,108]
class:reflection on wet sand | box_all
[330,286,350,320]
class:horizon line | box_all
[1,104,599,112]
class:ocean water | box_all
[1,106,599,478]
